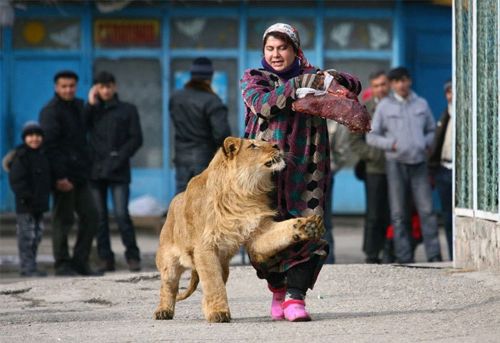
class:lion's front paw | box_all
[206,310,231,323]
[154,307,174,320]
[292,215,325,241]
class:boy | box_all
[7,121,51,276]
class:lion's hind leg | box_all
[154,253,185,320]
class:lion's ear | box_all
[222,137,242,159]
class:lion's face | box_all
[223,137,285,172]
[221,137,285,191]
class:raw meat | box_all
[292,79,371,133]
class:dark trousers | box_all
[90,180,140,262]
[266,254,322,293]
[435,166,453,260]
[16,213,44,273]
[363,173,390,260]
[52,183,98,270]
[323,176,335,264]
[175,164,207,194]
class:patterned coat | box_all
[241,68,330,219]
[240,67,329,287]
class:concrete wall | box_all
[455,216,500,270]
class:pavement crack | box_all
[83,298,113,306]
[0,287,32,295]
[115,274,160,283]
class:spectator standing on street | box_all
[39,70,101,276]
[86,71,143,272]
[349,70,391,264]
[429,79,453,260]
[6,122,51,277]
[367,67,442,263]
[170,57,231,194]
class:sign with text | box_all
[94,19,160,48]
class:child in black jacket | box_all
[7,121,51,277]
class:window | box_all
[324,19,392,51]
[13,18,80,49]
[170,18,238,49]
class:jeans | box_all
[90,181,140,262]
[175,164,207,194]
[52,183,98,270]
[386,160,441,263]
[363,173,390,260]
[16,213,44,273]
[435,166,453,260]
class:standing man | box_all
[349,70,391,264]
[170,57,231,194]
[429,80,453,260]
[367,67,442,263]
[39,70,100,276]
[86,71,143,272]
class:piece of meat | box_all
[292,79,371,133]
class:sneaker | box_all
[269,286,286,320]
[428,255,443,262]
[127,259,141,272]
[282,299,311,322]
[97,259,115,273]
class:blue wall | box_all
[0,1,451,214]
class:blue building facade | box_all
[0,0,451,213]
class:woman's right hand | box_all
[295,74,325,90]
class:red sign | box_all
[94,19,160,47]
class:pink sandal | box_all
[282,299,311,322]
[269,285,286,320]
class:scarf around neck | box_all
[261,57,302,81]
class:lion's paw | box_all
[154,308,174,320]
[206,311,231,323]
[292,215,325,241]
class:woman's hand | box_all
[324,70,362,95]
[295,74,325,90]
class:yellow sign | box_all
[23,21,45,45]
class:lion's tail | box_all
[176,270,199,301]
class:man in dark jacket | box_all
[39,70,100,276]
[428,80,453,260]
[86,71,143,272]
[170,57,231,193]
[8,122,51,277]
[349,70,391,264]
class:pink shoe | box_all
[282,299,311,322]
[269,285,286,320]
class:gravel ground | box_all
[1,264,499,342]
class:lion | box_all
[153,137,325,323]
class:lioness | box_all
[154,137,324,323]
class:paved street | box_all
[1,216,499,342]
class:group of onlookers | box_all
[6,70,143,277]
[352,68,453,265]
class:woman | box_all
[240,23,361,322]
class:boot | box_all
[282,299,311,322]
